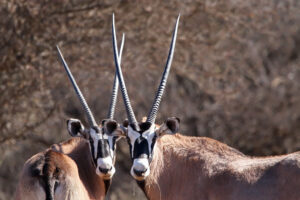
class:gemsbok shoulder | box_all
[15,35,126,200]
[108,14,300,200]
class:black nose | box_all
[133,169,147,177]
[99,167,112,174]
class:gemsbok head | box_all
[109,14,181,181]
[15,35,126,200]
[56,42,126,180]
[110,14,300,200]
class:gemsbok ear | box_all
[123,119,129,128]
[104,119,125,137]
[67,118,85,137]
[156,117,180,136]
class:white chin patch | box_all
[96,157,115,179]
[130,158,150,180]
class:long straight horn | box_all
[107,34,125,119]
[57,46,98,128]
[146,15,180,124]
[112,14,139,130]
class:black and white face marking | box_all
[67,119,120,180]
[124,117,180,181]
[127,122,157,181]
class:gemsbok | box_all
[15,35,126,200]
[107,14,300,200]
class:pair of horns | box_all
[112,14,180,130]
[56,34,125,128]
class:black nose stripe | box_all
[89,138,97,164]
[97,139,110,158]
[133,137,149,159]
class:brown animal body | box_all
[144,134,300,200]
[15,137,107,200]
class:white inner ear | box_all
[68,118,84,135]
[107,135,115,158]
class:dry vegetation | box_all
[0,0,300,199]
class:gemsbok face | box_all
[109,14,180,181]
[56,36,125,180]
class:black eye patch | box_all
[133,137,149,159]
[150,134,157,154]
[89,138,97,164]
[112,136,117,151]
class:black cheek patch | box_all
[133,137,150,159]
[112,136,117,151]
[97,139,110,158]
[126,137,133,159]
[151,135,157,154]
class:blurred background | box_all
[0,0,299,199]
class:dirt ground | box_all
[0,0,299,199]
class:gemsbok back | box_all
[108,14,300,200]
[15,35,126,200]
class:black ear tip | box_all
[166,117,180,133]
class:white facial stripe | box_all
[89,128,101,159]
[107,135,115,158]
[142,124,156,156]
[89,127,117,160]
[128,124,157,157]
[128,126,141,156]
[102,133,108,139]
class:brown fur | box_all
[145,134,300,200]
[15,137,106,200]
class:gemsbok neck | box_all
[52,137,106,199]
[142,134,299,200]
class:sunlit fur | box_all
[140,134,300,200]
[15,137,107,200]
